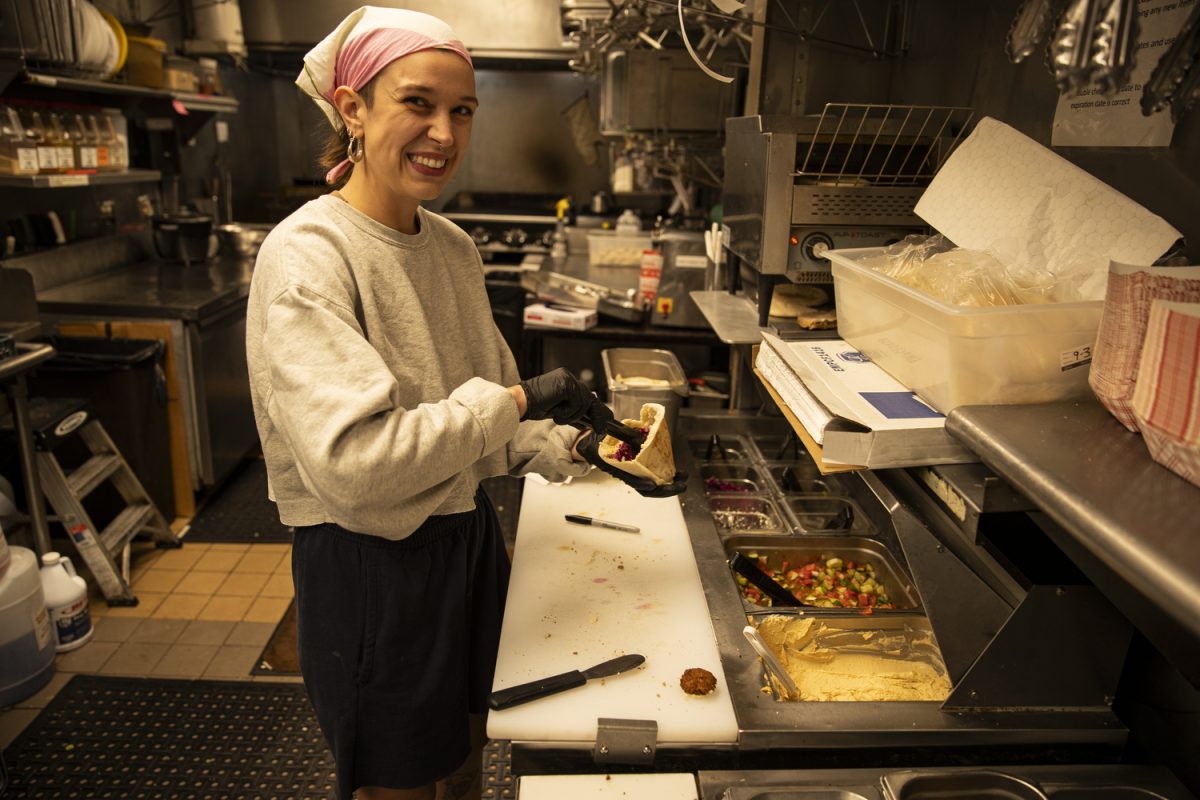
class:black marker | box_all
[565,514,640,533]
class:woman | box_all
[246,8,682,800]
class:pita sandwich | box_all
[598,402,676,485]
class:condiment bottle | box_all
[101,111,125,170]
[71,113,96,171]
[0,106,38,176]
[89,114,110,170]
[48,112,75,172]
[26,110,55,174]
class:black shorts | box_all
[291,488,510,799]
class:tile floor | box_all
[0,536,299,752]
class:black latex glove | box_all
[576,430,688,498]
[520,367,596,425]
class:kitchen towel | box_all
[914,117,1182,302]
[1131,300,1200,488]
[1089,262,1200,430]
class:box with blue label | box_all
[756,333,976,469]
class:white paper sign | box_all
[1051,0,1193,148]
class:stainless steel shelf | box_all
[21,71,238,113]
[0,169,161,188]
[691,290,764,344]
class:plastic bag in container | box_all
[864,234,1072,307]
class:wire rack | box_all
[795,103,976,186]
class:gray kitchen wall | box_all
[211,64,610,222]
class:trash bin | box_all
[26,337,174,522]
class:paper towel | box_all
[914,117,1182,302]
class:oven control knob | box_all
[538,230,556,249]
[501,228,528,248]
[469,226,491,246]
[799,232,834,263]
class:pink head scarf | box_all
[296,7,473,184]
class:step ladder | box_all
[27,397,180,605]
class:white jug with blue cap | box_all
[39,551,93,652]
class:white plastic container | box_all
[827,246,1104,414]
[40,551,93,652]
[0,546,56,706]
[587,230,654,267]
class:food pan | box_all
[725,535,918,610]
[746,614,950,703]
[763,461,828,490]
[881,770,1047,800]
[750,432,813,464]
[689,433,754,462]
[708,493,789,533]
[722,788,881,800]
[1044,788,1170,799]
[782,496,873,534]
[701,464,766,494]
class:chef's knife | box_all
[488,653,645,710]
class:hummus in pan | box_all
[755,615,951,702]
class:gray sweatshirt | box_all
[246,194,588,539]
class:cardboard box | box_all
[523,303,597,331]
[757,333,976,470]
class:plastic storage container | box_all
[40,552,92,652]
[587,230,654,267]
[0,547,56,707]
[602,348,689,431]
[826,246,1104,413]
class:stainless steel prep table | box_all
[945,397,1200,687]
[33,258,257,490]
[498,411,1129,779]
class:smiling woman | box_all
[244,7,619,800]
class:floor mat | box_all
[184,459,293,543]
[254,599,299,675]
[1,674,335,799]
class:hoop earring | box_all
[347,134,364,163]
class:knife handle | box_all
[488,670,588,710]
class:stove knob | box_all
[538,230,556,249]
[501,228,528,248]
[469,226,491,246]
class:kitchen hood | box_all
[240,0,574,60]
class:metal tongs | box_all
[575,408,645,456]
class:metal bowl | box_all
[216,223,272,257]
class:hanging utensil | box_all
[1141,2,1200,122]
[488,653,645,710]
[1007,0,1058,63]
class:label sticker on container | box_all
[32,604,52,651]
[1060,344,1093,372]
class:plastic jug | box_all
[40,551,93,652]
[0,546,56,706]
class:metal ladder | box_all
[32,400,180,606]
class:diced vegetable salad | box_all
[735,553,895,609]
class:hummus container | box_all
[725,535,919,611]
[746,613,951,703]
[701,464,767,494]
[708,494,789,533]
[602,348,688,431]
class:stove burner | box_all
[441,192,559,257]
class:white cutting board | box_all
[488,471,737,744]
[518,773,699,799]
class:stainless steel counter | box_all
[676,412,1127,754]
[946,397,1200,685]
[35,257,254,321]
